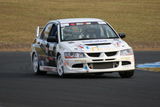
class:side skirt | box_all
[40,66,57,72]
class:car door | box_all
[36,23,54,66]
[46,23,58,66]
[36,23,59,67]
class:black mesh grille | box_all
[87,53,101,57]
[88,62,119,69]
[105,51,117,56]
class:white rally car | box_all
[31,18,135,78]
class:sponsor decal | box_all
[63,61,69,66]
[78,44,84,49]
[113,39,124,47]
[89,46,106,52]
[83,66,88,71]
[85,46,90,50]
[47,56,55,61]
[74,60,86,63]
[91,47,100,51]
[115,42,120,47]
[78,44,91,51]
[77,44,86,51]
[40,66,56,71]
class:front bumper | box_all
[63,55,135,74]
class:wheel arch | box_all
[31,52,35,61]
[56,52,61,59]
[31,51,38,62]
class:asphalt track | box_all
[0,51,160,107]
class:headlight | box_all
[120,49,133,56]
[64,52,86,58]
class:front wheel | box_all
[119,70,134,78]
[32,53,46,75]
[57,55,64,77]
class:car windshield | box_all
[61,22,119,41]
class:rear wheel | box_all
[32,53,46,75]
[57,55,64,77]
[119,70,134,78]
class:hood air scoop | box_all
[85,43,111,46]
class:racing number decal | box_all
[91,47,100,51]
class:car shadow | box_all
[44,73,122,79]
[0,71,135,80]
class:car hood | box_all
[59,39,131,52]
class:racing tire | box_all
[32,53,47,75]
[119,70,134,78]
[57,55,65,77]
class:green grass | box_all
[138,68,160,72]
[0,0,160,51]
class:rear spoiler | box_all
[36,26,43,37]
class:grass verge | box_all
[138,68,160,72]
[0,0,160,51]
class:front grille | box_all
[105,51,117,57]
[87,53,101,57]
[88,62,119,69]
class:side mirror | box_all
[36,26,43,37]
[119,33,126,38]
[47,36,58,42]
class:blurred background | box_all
[0,0,159,51]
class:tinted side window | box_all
[49,24,57,37]
[40,23,53,40]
